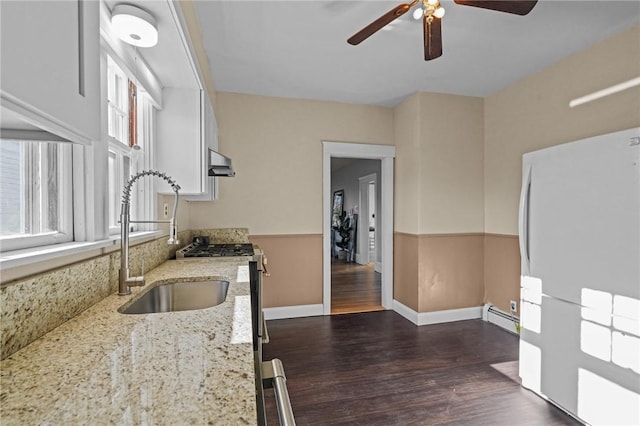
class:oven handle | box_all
[262,317,270,344]
[262,359,295,426]
[262,255,270,277]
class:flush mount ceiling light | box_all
[111,4,158,48]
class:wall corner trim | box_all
[263,304,324,320]
[393,300,482,326]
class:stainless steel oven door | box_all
[249,260,295,425]
[249,260,266,423]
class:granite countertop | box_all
[0,258,257,425]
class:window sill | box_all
[0,231,166,285]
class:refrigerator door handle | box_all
[519,164,532,275]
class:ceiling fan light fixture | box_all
[422,0,444,20]
[347,0,539,61]
[111,4,158,48]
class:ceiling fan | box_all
[347,0,538,61]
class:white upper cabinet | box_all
[157,89,218,200]
[154,1,219,200]
[0,0,100,144]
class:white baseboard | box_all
[374,261,382,273]
[393,299,420,324]
[393,300,482,326]
[482,304,519,335]
[264,302,484,325]
[263,304,324,320]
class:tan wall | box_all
[394,232,485,313]
[483,24,640,310]
[249,234,323,308]
[393,92,484,234]
[393,232,419,311]
[483,234,520,313]
[189,93,393,309]
[484,24,640,236]
[158,193,190,235]
[393,94,422,234]
[193,26,639,314]
[189,93,394,235]
[393,93,484,313]
[418,234,484,312]
[418,93,484,234]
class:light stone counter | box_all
[0,258,257,425]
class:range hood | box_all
[208,149,235,177]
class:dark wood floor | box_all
[331,262,383,314]
[263,311,580,426]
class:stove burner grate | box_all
[178,243,254,258]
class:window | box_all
[0,139,72,251]
[107,56,129,145]
[0,49,158,257]
[107,149,131,231]
[106,54,156,235]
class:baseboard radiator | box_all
[482,304,519,335]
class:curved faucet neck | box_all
[122,170,180,205]
[119,170,181,296]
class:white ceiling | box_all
[194,0,640,107]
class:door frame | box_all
[322,141,395,315]
[357,173,377,266]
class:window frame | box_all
[107,56,129,146]
[107,144,133,235]
[0,32,162,267]
[106,53,157,236]
[0,140,73,252]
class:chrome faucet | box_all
[119,170,181,296]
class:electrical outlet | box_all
[163,202,169,218]
[510,300,518,312]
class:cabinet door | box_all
[156,88,204,195]
[0,0,100,143]
[157,88,219,200]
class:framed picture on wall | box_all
[332,190,344,228]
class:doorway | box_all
[330,166,381,314]
[322,142,395,316]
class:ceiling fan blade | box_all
[347,3,412,45]
[453,0,538,16]
[423,17,442,61]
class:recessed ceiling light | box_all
[111,4,158,48]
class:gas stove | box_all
[176,243,255,259]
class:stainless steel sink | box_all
[119,280,229,314]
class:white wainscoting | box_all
[264,302,483,325]
[393,300,482,326]
[263,304,324,320]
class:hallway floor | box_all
[331,261,383,314]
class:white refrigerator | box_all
[518,127,640,425]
